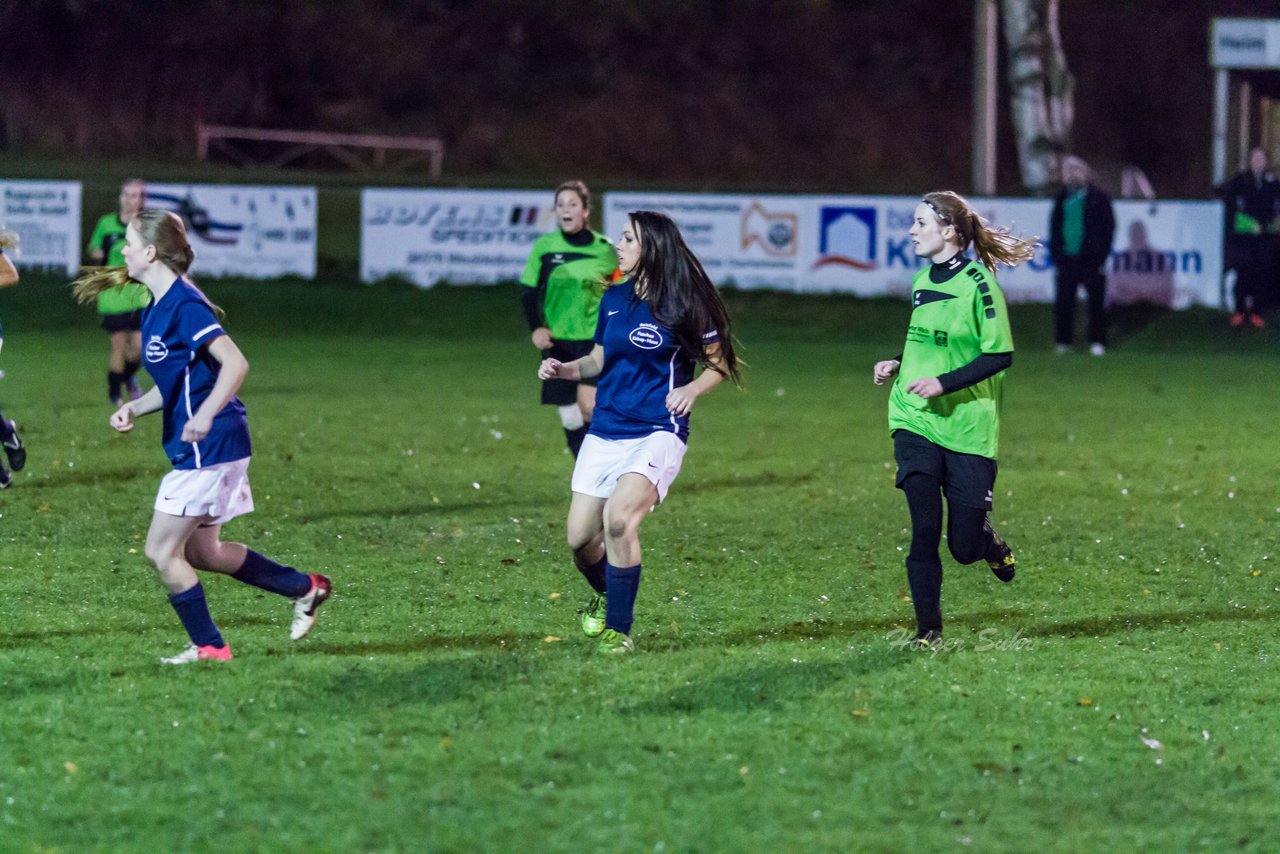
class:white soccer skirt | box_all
[571,432,688,503]
[154,457,254,525]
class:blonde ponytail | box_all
[0,227,18,251]
[922,190,1039,273]
[71,266,134,306]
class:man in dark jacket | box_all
[1050,156,1116,356]
[1222,147,1280,328]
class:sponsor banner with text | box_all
[604,193,1224,308]
[146,183,317,278]
[0,180,82,273]
[361,188,555,285]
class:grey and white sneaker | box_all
[290,574,332,640]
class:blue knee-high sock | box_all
[232,550,312,598]
[575,555,607,594]
[0,413,12,442]
[604,562,642,635]
[169,583,225,648]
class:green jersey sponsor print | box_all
[520,230,616,341]
[888,258,1014,459]
[87,214,152,315]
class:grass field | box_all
[1,275,1278,851]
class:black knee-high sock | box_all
[0,411,12,441]
[946,503,993,565]
[123,359,142,384]
[565,425,588,457]
[107,370,125,401]
[901,473,945,634]
[574,554,607,594]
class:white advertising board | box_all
[146,183,317,278]
[605,193,1224,308]
[361,188,555,285]
[0,180,82,273]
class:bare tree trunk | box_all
[1000,0,1074,194]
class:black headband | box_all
[923,199,951,224]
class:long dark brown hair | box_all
[922,191,1038,273]
[626,210,740,383]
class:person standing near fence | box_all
[1049,156,1116,356]
[73,210,331,663]
[521,181,618,458]
[539,210,739,654]
[873,191,1036,650]
[1222,147,1280,328]
[87,179,153,405]
[0,228,29,488]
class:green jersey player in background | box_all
[520,180,618,457]
[873,191,1038,650]
[86,179,153,406]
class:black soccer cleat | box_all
[2,420,24,473]
[984,519,1016,582]
[909,630,943,651]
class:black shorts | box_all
[893,429,997,510]
[541,338,596,406]
[101,310,143,333]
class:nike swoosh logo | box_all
[607,310,620,316]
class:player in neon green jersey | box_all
[87,179,152,406]
[873,191,1038,650]
[520,181,618,458]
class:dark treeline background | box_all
[1,0,1275,196]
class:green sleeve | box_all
[978,277,1015,353]
[87,215,110,255]
[520,235,546,288]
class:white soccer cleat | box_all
[291,574,332,640]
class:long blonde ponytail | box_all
[71,266,133,306]
[70,209,210,310]
[922,191,1039,272]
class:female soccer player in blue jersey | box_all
[539,211,740,654]
[72,210,330,663]
[0,228,28,488]
[520,181,618,457]
[872,191,1037,650]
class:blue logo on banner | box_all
[814,206,877,270]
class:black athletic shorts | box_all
[541,338,596,406]
[101,310,143,333]
[893,429,997,510]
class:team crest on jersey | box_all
[145,335,169,362]
[629,323,663,349]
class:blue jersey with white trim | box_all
[590,282,717,442]
[141,278,250,469]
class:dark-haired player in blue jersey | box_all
[873,190,1037,650]
[72,210,331,664]
[539,210,740,654]
[0,228,28,488]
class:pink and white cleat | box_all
[291,574,332,640]
[162,643,233,664]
